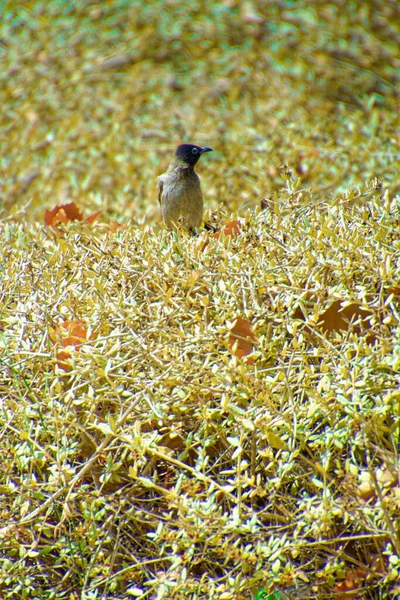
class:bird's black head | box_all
[174,144,213,167]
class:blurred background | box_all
[1,0,399,223]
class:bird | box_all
[157,144,212,231]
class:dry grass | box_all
[1,1,399,599]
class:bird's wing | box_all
[157,176,164,205]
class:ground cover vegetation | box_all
[0,1,399,598]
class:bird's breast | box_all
[160,170,203,229]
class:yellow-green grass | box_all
[1,1,399,598]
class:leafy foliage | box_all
[0,1,399,599]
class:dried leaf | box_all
[334,567,367,599]
[318,300,372,334]
[44,202,84,227]
[85,209,102,224]
[213,220,241,239]
[108,221,128,233]
[228,317,258,360]
[49,320,92,347]
[49,320,95,370]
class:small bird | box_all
[157,144,212,231]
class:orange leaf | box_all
[44,206,68,227]
[49,320,94,349]
[229,317,258,360]
[44,202,83,227]
[55,349,73,371]
[49,320,95,371]
[213,220,241,239]
[108,221,128,233]
[85,209,103,225]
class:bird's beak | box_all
[200,147,213,153]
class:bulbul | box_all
[157,144,212,230]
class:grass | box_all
[0,1,399,598]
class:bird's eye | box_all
[192,148,199,154]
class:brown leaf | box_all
[44,202,83,227]
[318,300,372,334]
[49,320,92,348]
[108,221,128,233]
[334,567,367,599]
[229,317,258,360]
[85,209,102,225]
[44,206,67,227]
[49,320,95,370]
[55,349,73,371]
[213,220,241,239]
[386,285,400,298]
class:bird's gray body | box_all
[158,165,203,230]
[157,144,212,230]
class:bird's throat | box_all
[169,159,194,172]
